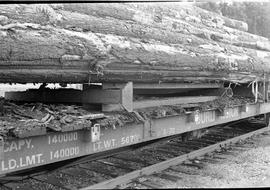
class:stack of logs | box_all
[1,3,270,84]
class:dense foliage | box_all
[196,2,270,39]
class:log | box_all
[0,4,268,54]
[0,4,268,52]
[1,7,268,63]
[61,3,270,51]
[0,28,266,84]
[61,3,249,32]
[134,3,249,32]
[0,3,270,84]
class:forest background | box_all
[196,1,270,39]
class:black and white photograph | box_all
[1,0,270,189]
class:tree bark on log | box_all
[0,3,270,84]
[61,3,270,51]
[0,4,268,52]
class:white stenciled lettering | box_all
[4,139,32,152]
[7,159,16,170]
[220,109,238,120]
[26,155,36,165]
[1,153,43,171]
[49,147,79,160]
[195,111,215,125]
[93,138,117,152]
[48,132,78,145]
[18,140,25,150]
[9,141,17,152]
[25,139,32,149]
[121,135,139,145]
[104,139,116,149]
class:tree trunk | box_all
[0,4,268,51]
[0,3,269,84]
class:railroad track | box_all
[0,118,269,190]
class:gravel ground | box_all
[162,131,270,188]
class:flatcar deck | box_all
[1,101,270,176]
[1,117,269,189]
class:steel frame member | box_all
[1,101,270,176]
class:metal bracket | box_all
[187,110,200,123]
[252,81,258,103]
[252,80,264,103]
[240,104,249,113]
[194,110,200,124]
[264,113,270,127]
[91,124,101,143]
[0,136,4,162]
